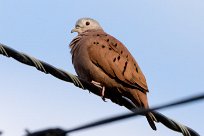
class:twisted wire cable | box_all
[0,43,200,136]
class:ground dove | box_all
[69,18,157,130]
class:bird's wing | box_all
[84,30,148,92]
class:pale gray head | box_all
[71,18,103,34]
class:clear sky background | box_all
[0,0,204,136]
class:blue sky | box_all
[0,0,204,136]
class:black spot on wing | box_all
[122,61,128,75]
[134,63,139,73]
[117,56,121,60]
[113,57,116,62]
[136,67,139,73]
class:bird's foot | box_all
[91,80,106,101]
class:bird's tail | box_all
[146,112,157,130]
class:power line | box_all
[64,92,203,135]
[0,43,201,136]
[66,93,204,136]
[25,92,203,136]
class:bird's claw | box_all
[91,80,106,101]
[101,86,106,102]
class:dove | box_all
[69,18,157,130]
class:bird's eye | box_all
[86,21,90,26]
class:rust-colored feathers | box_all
[69,18,157,130]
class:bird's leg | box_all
[91,80,106,101]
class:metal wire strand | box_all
[25,93,203,136]
[0,43,201,136]
[64,93,203,136]
[0,45,9,57]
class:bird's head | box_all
[71,18,103,34]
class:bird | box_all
[69,17,157,130]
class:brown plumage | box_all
[69,18,157,130]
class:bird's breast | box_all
[71,39,116,88]
[71,42,91,80]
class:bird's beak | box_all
[71,28,77,33]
